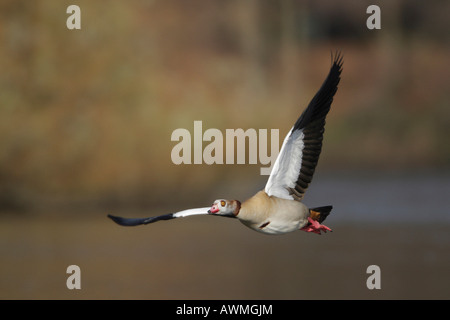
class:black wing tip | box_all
[107,213,175,226]
[328,50,344,85]
[331,50,344,70]
[107,214,146,227]
[107,214,120,223]
[292,51,343,132]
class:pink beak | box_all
[209,204,220,214]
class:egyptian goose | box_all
[108,53,343,235]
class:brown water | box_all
[1,173,449,300]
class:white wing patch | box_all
[173,207,211,218]
[264,128,305,200]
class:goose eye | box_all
[220,200,226,207]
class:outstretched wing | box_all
[265,52,343,201]
[108,207,211,227]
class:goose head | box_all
[208,199,240,217]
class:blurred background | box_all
[0,0,449,299]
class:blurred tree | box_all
[235,0,265,93]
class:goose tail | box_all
[309,206,333,223]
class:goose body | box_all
[108,52,343,235]
[237,191,309,235]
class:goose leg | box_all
[300,217,332,235]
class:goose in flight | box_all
[108,53,343,235]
